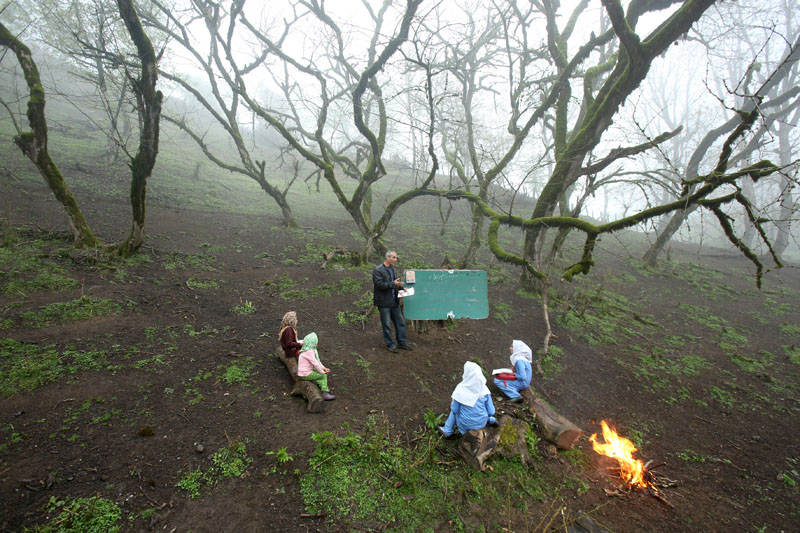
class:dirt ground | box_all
[1,182,799,532]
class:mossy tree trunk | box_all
[115,0,162,257]
[0,22,99,248]
[520,0,719,288]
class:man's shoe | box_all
[322,392,336,401]
[387,345,399,354]
[509,396,523,403]
[398,344,413,351]
[437,426,451,438]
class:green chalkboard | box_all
[401,269,488,320]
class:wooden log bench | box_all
[277,346,324,413]
[519,387,583,450]
[456,416,532,471]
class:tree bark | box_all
[115,0,162,256]
[520,388,583,450]
[0,22,99,248]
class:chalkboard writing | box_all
[402,270,488,320]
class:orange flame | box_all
[589,420,647,488]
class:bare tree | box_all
[141,0,298,227]
[143,0,436,249]
[1,0,161,255]
[0,19,99,247]
[33,0,133,165]
[642,1,800,265]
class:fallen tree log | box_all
[277,346,324,413]
[458,428,498,471]
[520,388,583,450]
[320,247,361,269]
[456,416,531,471]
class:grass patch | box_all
[164,251,217,271]
[21,296,120,327]
[556,285,655,345]
[176,440,252,498]
[186,277,220,290]
[4,272,79,296]
[784,345,800,365]
[0,339,110,396]
[218,357,257,385]
[31,495,122,532]
[300,414,562,531]
[231,300,256,315]
[493,301,513,324]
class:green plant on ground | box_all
[163,251,217,271]
[709,386,734,408]
[4,271,79,296]
[176,441,252,498]
[219,357,257,385]
[183,324,219,337]
[785,345,800,365]
[678,304,728,332]
[212,440,253,478]
[763,296,792,316]
[539,344,563,376]
[336,310,365,326]
[525,428,542,460]
[0,318,12,329]
[186,277,220,290]
[354,354,373,378]
[275,275,298,291]
[493,301,512,324]
[423,408,445,430]
[232,300,256,315]
[266,446,294,464]
[403,258,432,269]
[0,339,110,396]
[21,296,121,328]
[300,413,558,530]
[556,285,654,346]
[673,449,732,465]
[779,323,800,336]
[32,495,122,532]
[176,467,207,499]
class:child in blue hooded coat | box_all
[438,361,496,438]
[493,340,533,402]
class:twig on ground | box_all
[53,398,75,410]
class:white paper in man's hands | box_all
[398,287,414,298]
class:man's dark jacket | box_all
[373,263,400,307]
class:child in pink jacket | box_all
[297,332,335,401]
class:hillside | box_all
[1,153,799,531]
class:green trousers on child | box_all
[300,371,329,392]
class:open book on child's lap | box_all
[492,368,516,380]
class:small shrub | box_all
[212,440,252,478]
[176,467,206,499]
[35,495,122,532]
[423,408,445,430]
[232,300,256,315]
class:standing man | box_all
[373,250,413,353]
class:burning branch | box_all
[590,420,676,507]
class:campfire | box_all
[590,420,675,507]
